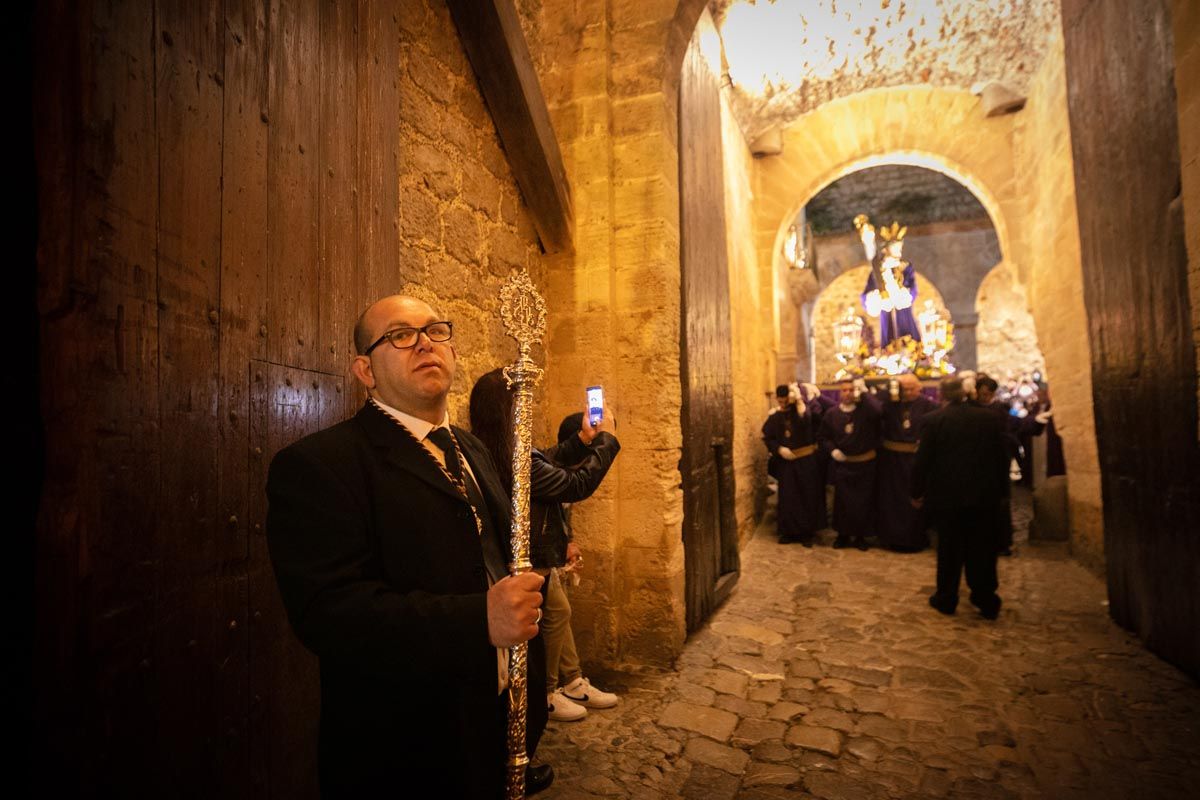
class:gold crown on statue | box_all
[878,221,907,242]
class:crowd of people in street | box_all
[762,371,1057,620]
[264,290,1062,798]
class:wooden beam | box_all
[446,0,574,254]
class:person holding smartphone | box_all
[469,372,622,724]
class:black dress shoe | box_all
[801,538,814,548]
[971,595,1002,620]
[855,538,869,551]
[526,762,555,795]
[832,535,850,549]
[928,595,956,615]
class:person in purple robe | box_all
[818,378,882,550]
[877,373,938,551]
[762,384,826,546]
[805,382,838,494]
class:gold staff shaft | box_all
[505,368,536,800]
[498,266,547,800]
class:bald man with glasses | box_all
[267,295,551,797]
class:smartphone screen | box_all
[587,385,604,426]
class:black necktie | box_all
[427,427,463,484]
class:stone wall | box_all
[976,262,1047,380]
[522,0,690,668]
[1011,26,1104,573]
[399,1,548,428]
[810,266,950,382]
[1174,0,1200,426]
[517,0,776,668]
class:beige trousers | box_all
[542,569,582,694]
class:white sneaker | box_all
[561,676,619,709]
[547,690,588,722]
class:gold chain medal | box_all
[903,410,912,430]
[448,428,488,537]
[366,399,485,538]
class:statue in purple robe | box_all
[854,216,922,348]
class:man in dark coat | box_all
[974,374,1020,555]
[911,376,1010,619]
[818,378,882,550]
[877,373,937,551]
[266,295,550,798]
[762,384,825,546]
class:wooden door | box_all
[33,1,401,794]
[678,30,739,634]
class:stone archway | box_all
[777,161,1006,379]
[753,89,1023,387]
[747,83,1101,575]
[753,88,1022,269]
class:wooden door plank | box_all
[267,0,321,369]
[1062,0,1200,676]
[221,0,270,557]
[678,28,737,633]
[218,0,271,791]
[35,0,163,790]
[318,0,358,376]
[356,0,402,303]
[248,362,324,799]
[154,0,228,788]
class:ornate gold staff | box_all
[499,266,547,800]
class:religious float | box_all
[828,215,956,384]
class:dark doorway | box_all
[678,30,740,634]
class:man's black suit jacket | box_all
[266,401,547,798]
[911,400,1009,513]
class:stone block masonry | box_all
[396,0,548,427]
[1013,26,1103,574]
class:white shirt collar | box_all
[371,398,450,442]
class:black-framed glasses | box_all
[364,321,454,355]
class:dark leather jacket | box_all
[529,431,621,568]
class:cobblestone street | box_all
[536,493,1200,799]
